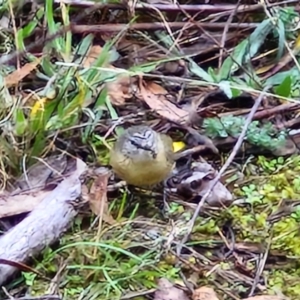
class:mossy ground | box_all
[1,1,300,299]
[6,155,298,299]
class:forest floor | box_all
[1,0,300,299]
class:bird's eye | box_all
[190,180,200,189]
[129,138,140,148]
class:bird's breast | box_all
[111,152,173,186]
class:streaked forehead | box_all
[132,129,154,140]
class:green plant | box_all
[291,206,300,222]
[202,115,287,151]
[241,184,264,205]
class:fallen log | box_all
[0,158,87,285]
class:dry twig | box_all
[177,85,271,256]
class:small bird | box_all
[109,125,175,187]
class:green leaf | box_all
[75,34,94,57]
[188,60,214,82]
[30,131,46,158]
[231,87,242,97]
[45,0,64,51]
[129,61,160,73]
[275,75,292,97]
[218,39,249,79]
[246,19,273,61]
[208,67,218,81]
[265,68,299,86]
[14,108,27,136]
[20,7,44,38]
[61,3,72,58]
[95,88,107,108]
[41,57,56,77]
[106,97,118,120]
[276,19,285,60]
[82,108,103,142]
[203,118,228,138]
[219,81,233,99]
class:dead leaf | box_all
[83,45,103,68]
[138,80,189,123]
[0,190,53,218]
[270,138,296,156]
[175,161,233,207]
[5,58,42,87]
[154,278,190,300]
[192,286,219,300]
[89,168,109,215]
[106,66,134,105]
[89,167,115,225]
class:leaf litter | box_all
[1,1,300,300]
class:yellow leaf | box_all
[30,97,47,118]
[295,34,300,50]
[173,141,185,152]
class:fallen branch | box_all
[54,0,299,13]
[0,159,87,285]
[71,22,257,33]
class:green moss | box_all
[272,218,300,255]
[268,270,300,297]
[192,218,219,234]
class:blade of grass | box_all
[45,0,64,52]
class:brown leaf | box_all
[192,287,219,300]
[82,45,133,105]
[138,80,189,123]
[154,278,190,300]
[82,45,103,68]
[106,66,134,105]
[5,58,42,87]
[270,138,296,156]
[89,168,115,225]
[176,161,233,207]
[0,190,52,218]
